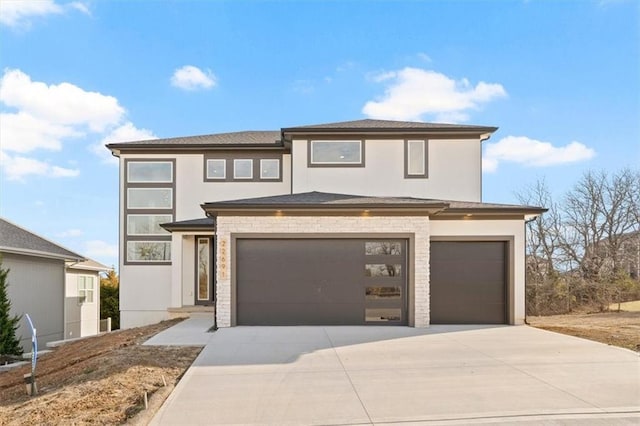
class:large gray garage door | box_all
[430,241,507,324]
[236,239,407,325]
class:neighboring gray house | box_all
[0,218,98,350]
[107,119,546,329]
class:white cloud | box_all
[362,67,507,123]
[57,228,83,237]
[171,65,216,91]
[482,136,596,173]
[0,0,62,28]
[0,111,83,153]
[0,69,154,179]
[0,0,90,29]
[0,150,80,181]
[84,240,118,259]
[92,122,157,165]
[1,69,124,132]
[69,2,90,16]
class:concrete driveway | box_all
[149,324,639,425]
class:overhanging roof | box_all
[282,119,498,136]
[200,192,546,216]
[160,217,216,232]
[0,218,85,262]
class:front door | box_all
[195,236,215,305]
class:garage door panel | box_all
[236,238,407,326]
[430,241,507,324]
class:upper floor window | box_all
[260,159,280,179]
[206,159,226,179]
[204,153,283,182]
[127,161,173,183]
[78,276,95,303]
[405,140,428,178]
[124,159,175,264]
[233,159,253,179]
[309,140,364,166]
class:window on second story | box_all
[206,159,226,179]
[405,140,428,178]
[233,159,253,179]
[127,161,173,183]
[78,276,95,304]
[309,140,364,167]
[260,159,280,179]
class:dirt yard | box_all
[0,319,202,425]
[528,310,640,352]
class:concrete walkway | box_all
[147,324,640,425]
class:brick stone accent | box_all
[215,215,430,327]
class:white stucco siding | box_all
[119,265,172,328]
[174,154,292,219]
[291,138,481,202]
[430,219,526,324]
[215,216,431,328]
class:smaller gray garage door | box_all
[236,239,408,326]
[430,241,507,324]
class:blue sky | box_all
[1,0,638,269]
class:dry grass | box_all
[528,311,640,352]
[609,299,640,312]
[0,319,202,425]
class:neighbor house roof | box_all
[200,192,546,215]
[66,258,111,272]
[0,218,85,261]
[282,119,498,134]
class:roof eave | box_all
[201,204,449,215]
[281,126,498,135]
[0,247,85,262]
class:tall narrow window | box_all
[197,238,210,301]
[124,159,175,264]
[406,140,428,178]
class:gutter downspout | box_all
[523,215,539,325]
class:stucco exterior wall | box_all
[430,219,526,324]
[215,215,431,328]
[2,252,65,350]
[291,138,481,202]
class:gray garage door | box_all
[236,239,407,325]
[430,241,507,324]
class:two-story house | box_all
[107,119,545,329]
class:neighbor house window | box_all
[127,161,173,183]
[260,159,280,179]
[127,241,172,262]
[127,214,172,235]
[124,159,175,264]
[234,159,253,179]
[310,140,363,166]
[405,140,428,178]
[206,159,226,179]
[78,276,95,303]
